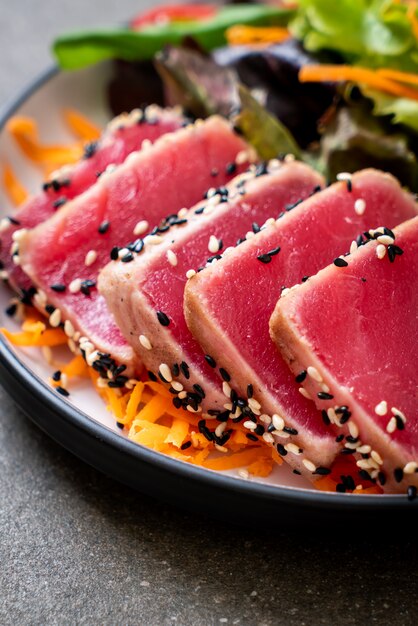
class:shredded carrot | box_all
[407,1,418,40]
[6,116,83,172]
[202,447,271,471]
[248,455,275,477]
[62,354,89,378]
[131,421,171,448]
[164,417,190,448]
[2,163,28,206]
[377,68,418,87]
[299,64,418,102]
[1,326,67,347]
[63,109,101,142]
[226,25,290,47]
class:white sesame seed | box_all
[49,308,61,328]
[307,366,322,382]
[60,373,68,388]
[337,172,352,182]
[377,234,394,246]
[42,346,53,364]
[159,363,172,382]
[215,444,228,453]
[236,150,250,165]
[284,153,295,163]
[371,450,383,465]
[139,335,152,351]
[85,249,98,267]
[348,422,359,438]
[69,278,82,293]
[327,408,338,424]
[321,383,330,393]
[376,244,387,260]
[260,414,272,425]
[273,430,289,438]
[133,220,149,236]
[208,235,220,254]
[186,269,196,279]
[403,461,418,474]
[223,403,233,411]
[187,405,201,413]
[272,414,285,431]
[117,247,130,259]
[286,443,302,456]
[178,391,187,400]
[12,254,20,266]
[64,320,75,338]
[354,198,366,215]
[302,459,316,472]
[350,240,358,255]
[12,228,28,242]
[67,338,77,353]
[73,332,81,342]
[356,459,373,470]
[281,288,290,297]
[238,469,249,479]
[141,139,152,150]
[178,208,188,218]
[171,381,183,392]
[375,400,388,416]
[248,398,261,412]
[357,444,371,454]
[262,432,274,444]
[86,350,100,366]
[243,420,257,431]
[0,270,9,280]
[299,387,311,400]
[215,422,226,438]
[245,231,255,240]
[0,218,11,233]
[166,249,178,266]
[345,441,360,450]
[144,235,163,246]
[222,381,232,398]
[391,407,406,423]
[386,417,397,434]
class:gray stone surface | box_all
[1,2,418,625]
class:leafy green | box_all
[319,104,418,190]
[363,88,418,133]
[291,0,417,69]
[53,4,294,70]
[155,46,301,160]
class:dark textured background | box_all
[1,2,418,624]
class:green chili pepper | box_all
[53,4,295,70]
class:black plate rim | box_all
[0,63,414,514]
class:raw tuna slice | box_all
[271,215,418,494]
[185,170,418,473]
[99,161,324,414]
[18,116,251,370]
[0,106,185,295]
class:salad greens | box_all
[53,4,294,70]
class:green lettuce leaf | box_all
[363,88,418,133]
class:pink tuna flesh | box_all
[1,106,185,295]
[185,170,418,472]
[99,161,324,415]
[18,116,250,369]
[271,215,418,493]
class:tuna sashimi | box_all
[18,116,251,370]
[184,170,418,472]
[99,160,324,414]
[271,215,418,493]
[0,106,185,295]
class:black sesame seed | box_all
[98,220,110,234]
[301,275,310,283]
[254,425,265,436]
[172,363,180,377]
[8,216,20,225]
[247,384,253,399]
[359,469,372,482]
[267,246,281,257]
[211,168,219,177]
[313,467,331,476]
[283,427,298,436]
[339,411,351,424]
[346,179,352,192]
[180,361,190,379]
[83,141,98,159]
[333,258,348,267]
[395,415,405,430]
[295,370,307,384]
[284,199,303,212]
[407,485,417,501]
[193,383,205,399]
[51,283,66,293]
[56,386,69,397]
[121,252,134,263]
[383,227,395,239]
[226,162,237,175]
[335,434,344,443]
[378,471,387,486]
[219,368,230,382]
[147,371,158,382]
[246,433,258,442]
[205,354,216,368]
[110,246,119,261]
[156,310,170,326]
[321,410,331,426]
[45,304,56,315]
[394,468,404,483]
[52,370,61,382]
[181,441,192,450]
[173,397,182,409]
[277,444,287,456]
[52,197,67,209]
[336,483,346,493]
[317,391,334,400]
[293,469,302,475]
[194,206,205,215]
[5,303,17,317]
[257,253,272,264]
